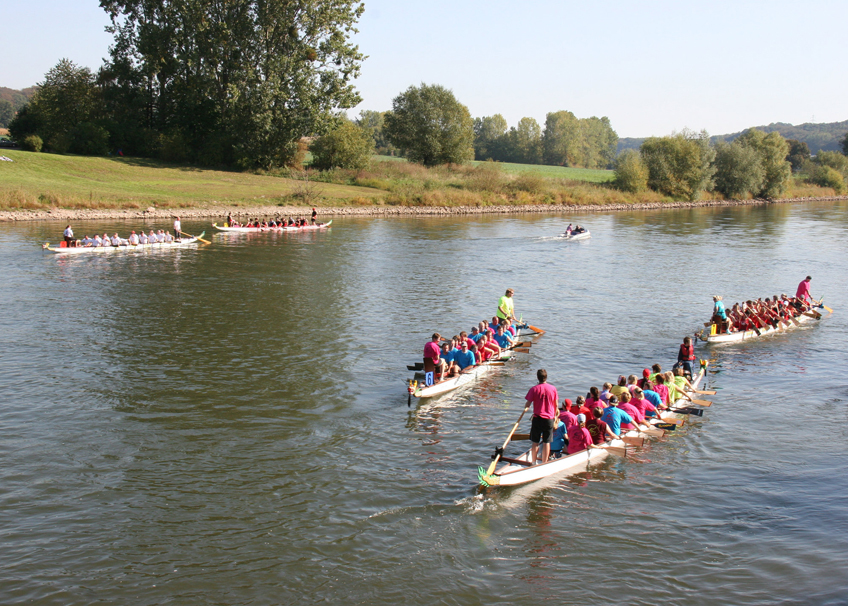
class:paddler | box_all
[494,325,515,349]
[567,414,598,454]
[423,333,447,381]
[497,288,516,324]
[525,369,558,465]
[453,340,478,372]
[586,407,618,443]
[796,276,813,304]
[600,395,634,439]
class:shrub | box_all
[310,121,373,170]
[814,150,848,178]
[713,141,764,199]
[809,165,845,193]
[510,172,546,194]
[21,134,43,152]
[613,150,648,192]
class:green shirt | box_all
[497,295,514,320]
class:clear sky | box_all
[4,0,847,138]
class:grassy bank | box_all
[0,148,840,211]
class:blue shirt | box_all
[550,421,567,452]
[601,407,633,436]
[494,333,512,348]
[643,390,662,409]
[454,350,477,370]
[470,333,484,342]
[440,350,454,365]
[714,300,727,319]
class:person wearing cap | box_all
[601,396,635,438]
[525,369,558,465]
[796,276,813,304]
[453,340,478,373]
[497,288,516,323]
[128,230,139,245]
[559,400,578,429]
[311,207,317,224]
[566,413,597,454]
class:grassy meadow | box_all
[0,148,839,211]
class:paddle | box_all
[621,435,645,447]
[653,416,684,426]
[481,406,530,482]
[180,231,211,244]
[673,407,704,417]
[818,298,833,313]
[689,398,712,407]
[511,348,531,354]
[526,324,546,335]
[695,389,716,395]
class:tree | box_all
[356,110,394,155]
[0,99,14,128]
[473,114,508,160]
[507,117,543,164]
[310,119,373,170]
[640,131,715,200]
[100,0,365,168]
[786,139,810,172]
[384,83,474,166]
[579,116,618,168]
[543,110,580,166]
[843,132,848,156]
[613,150,648,193]
[814,150,848,180]
[735,129,791,198]
[713,141,765,199]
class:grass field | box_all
[0,150,382,209]
[372,155,615,183]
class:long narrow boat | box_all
[42,232,205,254]
[212,221,332,233]
[558,230,591,241]
[478,365,707,487]
[700,306,824,343]
[410,351,515,399]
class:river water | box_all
[1,202,847,605]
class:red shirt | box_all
[526,383,558,419]
[585,418,610,445]
[796,279,811,301]
[424,341,440,363]
[559,410,578,428]
[566,425,594,454]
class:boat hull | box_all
[703,312,817,343]
[558,230,591,241]
[213,220,332,233]
[413,352,514,398]
[44,233,204,254]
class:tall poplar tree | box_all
[99,0,365,168]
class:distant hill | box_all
[618,120,848,155]
[0,86,37,110]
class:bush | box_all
[310,121,373,170]
[21,134,43,152]
[613,150,648,192]
[809,165,845,193]
[640,131,715,200]
[70,122,110,155]
[510,172,547,194]
[814,150,848,178]
[713,141,764,199]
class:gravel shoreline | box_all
[1,195,846,222]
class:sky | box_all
[4,0,847,138]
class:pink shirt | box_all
[653,384,669,405]
[566,425,594,454]
[424,341,440,363]
[559,410,578,428]
[796,279,811,301]
[630,397,659,419]
[619,402,643,429]
[526,383,558,419]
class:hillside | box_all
[618,120,848,155]
[0,86,37,110]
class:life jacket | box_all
[679,344,695,361]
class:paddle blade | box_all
[697,390,717,395]
[622,436,645,447]
[657,417,684,426]
[512,433,531,441]
[823,305,834,313]
[674,407,704,416]
[690,399,712,407]
[512,348,531,353]
[527,324,546,334]
[654,423,678,431]
[606,446,628,457]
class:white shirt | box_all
[64,227,73,238]
[164,233,173,242]
[140,234,148,244]
[129,233,139,245]
[82,236,93,246]
[174,220,181,232]
[93,236,102,246]
[111,236,120,246]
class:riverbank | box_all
[2,195,846,222]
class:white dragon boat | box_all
[212,220,332,233]
[478,364,708,487]
[42,232,205,254]
[700,305,824,344]
[558,230,591,241]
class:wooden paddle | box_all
[526,324,546,335]
[511,348,531,354]
[180,231,211,244]
[481,406,530,481]
[621,435,645,447]
[695,389,716,395]
[689,398,712,407]
[653,416,684,426]
[818,299,833,313]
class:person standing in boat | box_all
[525,369,558,465]
[63,225,74,247]
[497,288,516,324]
[675,336,696,377]
[174,216,182,241]
[796,276,813,304]
[311,207,317,224]
[712,295,728,332]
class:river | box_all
[1,202,847,605]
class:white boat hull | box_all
[558,230,591,241]
[703,312,817,343]
[44,233,204,254]
[414,352,513,398]
[213,221,331,233]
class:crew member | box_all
[63,225,74,247]
[676,336,696,377]
[796,276,813,304]
[174,216,182,241]
[497,288,516,323]
[423,333,446,381]
[566,414,597,454]
[525,369,558,465]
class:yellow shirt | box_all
[497,295,514,320]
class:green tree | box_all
[100,0,365,168]
[814,150,848,178]
[713,141,765,199]
[543,110,580,166]
[786,139,810,172]
[356,110,394,155]
[842,132,848,155]
[735,129,791,198]
[810,165,845,193]
[508,117,543,164]
[579,116,618,168]
[473,114,508,160]
[310,119,373,170]
[613,150,649,193]
[384,83,474,166]
[640,131,715,200]
[0,99,14,128]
